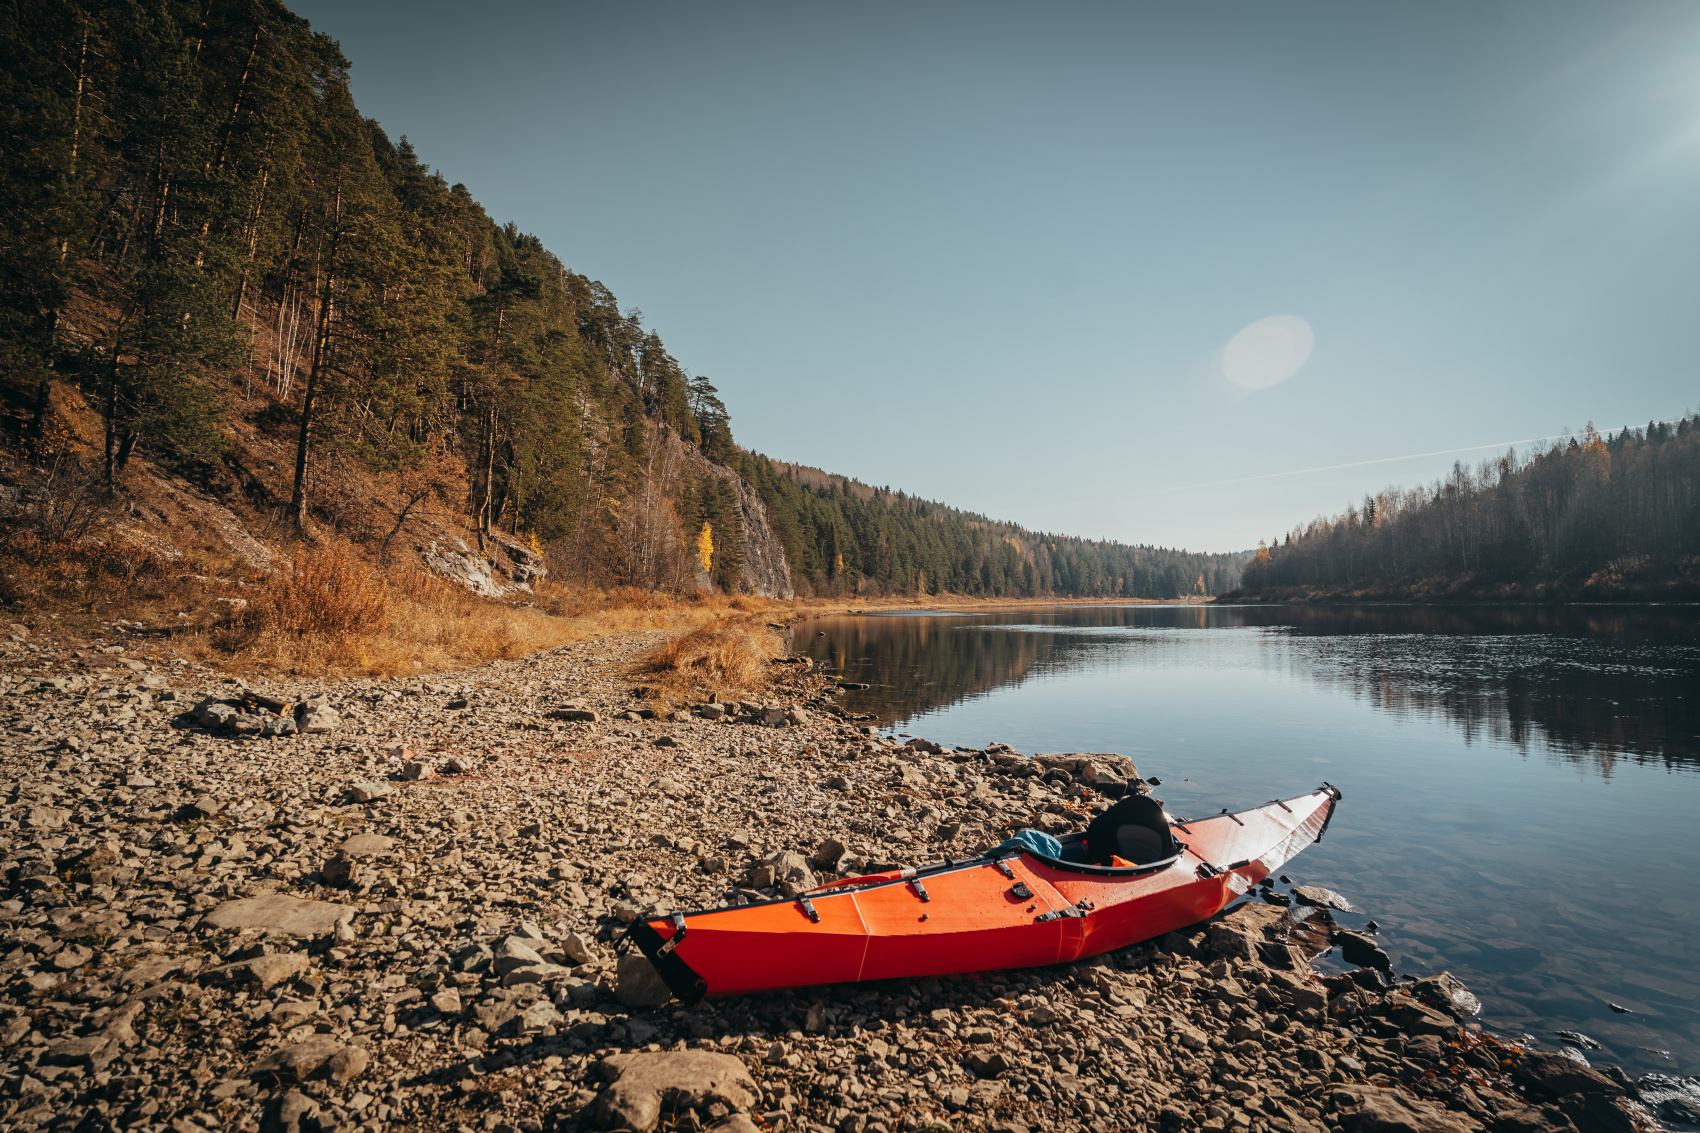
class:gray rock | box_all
[116,956,188,990]
[1335,930,1392,972]
[321,857,360,887]
[519,999,564,1031]
[259,714,297,737]
[51,944,93,970]
[338,833,394,857]
[295,704,340,733]
[811,838,847,868]
[398,760,433,780]
[1330,1084,1478,1132]
[248,1036,345,1080]
[1207,920,1260,962]
[273,1089,320,1132]
[502,963,575,986]
[562,932,597,964]
[348,781,392,803]
[762,849,817,897]
[1409,971,1481,1019]
[198,701,238,728]
[617,954,674,1008]
[203,894,355,936]
[596,1051,758,1132]
[201,951,310,991]
[1294,885,1364,913]
[491,935,545,975]
[24,806,70,830]
[1513,1051,1624,1099]
[327,1046,368,1084]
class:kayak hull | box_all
[623,784,1339,1002]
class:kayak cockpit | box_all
[1014,794,1186,875]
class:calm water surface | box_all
[795,604,1700,1073]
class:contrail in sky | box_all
[1138,435,1573,496]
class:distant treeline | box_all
[735,453,1244,599]
[1233,416,1700,601]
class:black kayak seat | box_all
[1085,795,1179,867]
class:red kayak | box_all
[621,784,1341,1003]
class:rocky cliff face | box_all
[417,535,546,598]
[675,442,795,600]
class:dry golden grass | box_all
[631,618,786,701]
[240,543,389,637]
[187,543,790,679]
[3,502,1113,686]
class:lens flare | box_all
[1222,314,1314,390]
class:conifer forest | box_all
[1234,419,1700,600]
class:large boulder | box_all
[1512,1052,1624,1100]
[337,834,394,858]
[1331,1085,1481,1133]
[761,850,817,898]
[1034,752,1138,780]
[1409,971,1481,1019]
[596,1051,758,1131]
[200,951,309,991]
[1335,930,1392,973]
[491,935,545,976]
[1376,992,1459,1036]
[617,954,673,1009]
[248,1036,347,1081]
[1207,919,1261,961]
[202,895,354,937]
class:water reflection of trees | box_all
[1280,633,1699,776]
[806,606,1265,724]
[802,615,1057,725]
[801,606,1700,774]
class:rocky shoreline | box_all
[0,622,1689,1133]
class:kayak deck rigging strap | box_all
[1035,898,1095,923]
[657,911,687,956]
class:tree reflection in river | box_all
[800,605,1700,773]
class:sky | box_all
[292,0,1700,553]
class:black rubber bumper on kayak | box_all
[619,919,709,1006]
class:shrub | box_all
[243,543,389,638]
[635,619,782,698]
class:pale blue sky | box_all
[294,1,1700,551]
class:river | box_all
[793,603,1700,1075]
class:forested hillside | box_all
[737,454,1244,599]
[1230,417,1700,602]
[0,0,764,591]
[0,0,1238,604]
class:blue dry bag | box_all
[994,829,1063,859]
